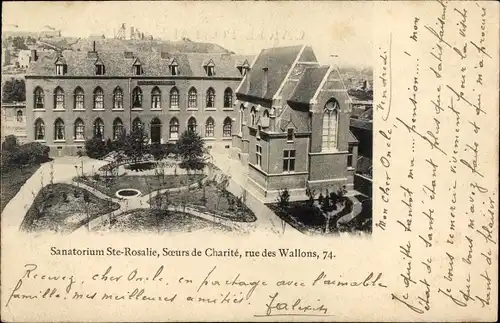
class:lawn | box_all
[150,181,257,222]
[20,183,120,234]
[93,208,232,233]
[75,174,205,198]
[1,164,41,214]
[267,197,369,235]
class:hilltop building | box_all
[232,45,359,199]
[25,41,252,156]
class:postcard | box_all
[1,1,498,321]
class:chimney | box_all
[262,67,268,96]
[92,41,96,52]
[30,49,37,62]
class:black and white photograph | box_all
[1,1,373,237]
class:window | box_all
[132,87,143,108]
[206,88,215,108]
[74,87,84,110]
[54,87,65,110]
[113,118,123,140]
[256,145,262,167]
[170,87,179,109]
[207,66,215,76]
[347,145,354,167]
[250,107,256,126]
[151,87,161,110]
[134,65,142,76]
[95,62,105,75]
[54,118,65,141]
[205,117,215,137]
[132,118,143,132]
[224,88,233,108]
[187,117,197,133]
[169,118,179,139]
[93,87,104,110]
[34,87,44,109]
[93,118,104,139]
[170,64,178,76]
[239,105,244,133]
[34,119,45,140]
[322,99,339,151]
[287,128,294,141]
[223,117,232,137]
[113,87,123,110]
[283,150,296,172]
[56,64,65,75]
[188,87,197,109]
[74,118,85,141]
[16,110,23,122]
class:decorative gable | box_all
[203,59,215,76]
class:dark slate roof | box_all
[27,50,253,78]
[238,45,309,100]
[288,66,329,104]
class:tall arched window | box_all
[54,87,65,110]
[151,87,161,110]
[54,118,65,141]
[74,87,84,110]
[205,117,215,137]
[93,118,104,138]
[170,87,179,110]
[263,109,269,118]
[113,87,123,110]
[206,88,215,108]
[239,105,244,133]
[188,87,197,109]
[169,118,179,139]
[93,87,104,110]
[34,87,44,110]
[34,118,45,140]
[132,117,143,132]
[224,88,233,108]
[150,117,162,144]
[132,87,143,108]
[250,106,256,126]
[187,117,197,133]
[322,99,340,151]
[74,118,85,140]
[113,118,123,140]
[16,110,23,122]
[223,117,232,137]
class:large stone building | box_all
[232,45,359,199]
[25,42,252,156]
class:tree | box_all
[12,36,28,50]
[122,128,149,164]
[2,135,19,151]
[175,130,206,173]
[305,184,316,207]
[2,78,26,103]
[276,188,291,216]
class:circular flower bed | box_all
[115,188,141,199]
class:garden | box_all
[20,183,120,234]
[267,186,372,235]
[93,209,233,234]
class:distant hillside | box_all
[36,37,232,54]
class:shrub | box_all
[18,142,50,164]
[84,137,109,159]
[2,135,19,151]
[73,189,80,198]
[93,173,101,181]
[62,192,68,203]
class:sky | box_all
[3,1,374,68]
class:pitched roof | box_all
[288,66,329,104]
[237,45,306,100]
[27,50,253,78]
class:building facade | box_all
[1,102,27,143]
[25,43,252,156]
[232,45,359,200]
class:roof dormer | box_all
[169,58,179,75]
[237,59,250,76]
[204,59,215,76]
[95,57,105,75]
[55,55,67,75]
[133,57,143,75]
